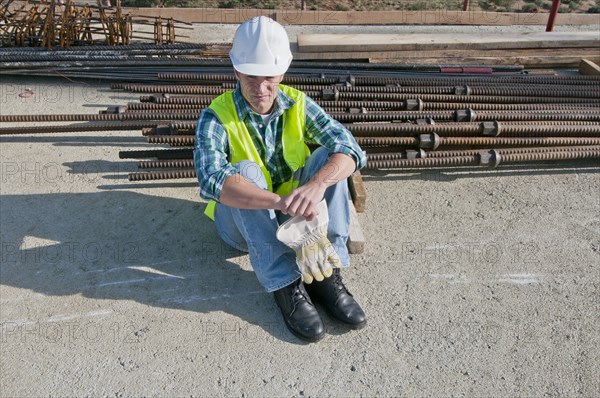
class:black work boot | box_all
[273,279,325,342]
[304,268,367,329]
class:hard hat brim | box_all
[232,58,292,77]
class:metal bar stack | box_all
[0,0,190,48]
[107,71,600,180]
[1,69,599,183]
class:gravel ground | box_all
[1,22,599,397]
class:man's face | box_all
[234,70,284,115]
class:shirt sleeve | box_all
[193,109,239,202]
[303,96,367,171]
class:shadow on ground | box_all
[0,190,310,343]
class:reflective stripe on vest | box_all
[204,84,310,220]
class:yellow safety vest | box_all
[204,84,310,220]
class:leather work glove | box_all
[276,200,342,284]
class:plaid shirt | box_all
[194,84,366,202]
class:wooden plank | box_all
[521,69,559,75]
[579,59,600,75]
[368,55,600,68]
[276,10,600,26]
[347,200,365,255]
[347,171,367,213]
[293,47,600,61]
[297,32,600,53]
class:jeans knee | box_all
[236,160,268,189]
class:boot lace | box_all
[291,282,308,305]
[331,270,349,295]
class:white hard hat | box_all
[230,16,293,76]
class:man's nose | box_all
[251,79,272,92]
[256,78,271,87]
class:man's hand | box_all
[279,182,326,221]
[279,153,357,220]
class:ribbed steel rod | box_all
[150,97,216,105]
[365,149,600,168]
[334,110,600,122]
[422,102,600,111]
[127,148,600,180]
[329,111,455,122]
[112,84,229,95]
[147,135,196,145]
[295,85,458,94]
[334,92,600,103]
[336,88,599,103]
[337,84,597,93]
[0,52,212,62]
[0,49,208,58]
[473,111,600,122]
[142,73,236,84]
[423,102,598,113]
[355,137,418,146]
[365,155,477,168]
[350,136,600,148]
[128,170,196,181]
[138,159,195,169]
[0,122,158,135]
[4,111,597,129]
[0,113,199,122]
[126,102,207,110]
[126,99,596,114]
[146,93,599,109]
[156,73,562,86]
[285,84,598,95]
[428,145,600,158]
[0,59,235,69]
[124,109,204,116]
[499,149,600,163]
[351,75,600,86]
[109,84,597,102]
[147,135,600,148]
[321,100,600,113]
[140,146,599,168]
[428,121,599,126]
[437,136,600,147]
[139,121,600,138]
[346,123,600,137]
[469,86,599,97]
[367,146,600,160]
[119,148,193,159]
[157,73,343,85]
[169,122,198,130]
[328,110,600,123]
[0,43,212,52]
[128,146,600,180]
[317,100,406,110]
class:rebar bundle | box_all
[2,69,598,181]
[112,71,600,180]
[0,0,188,48]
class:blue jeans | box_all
[214,147,351,292]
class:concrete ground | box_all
[1,23,599,397]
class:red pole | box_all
[546,0,561,32]
[463,0,470,11]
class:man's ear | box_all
[233,69,240,80]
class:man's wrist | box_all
[272,194,284,211]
